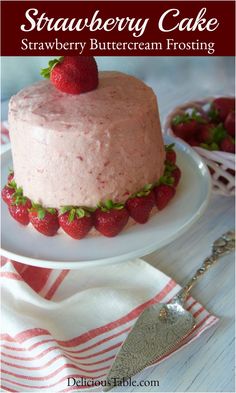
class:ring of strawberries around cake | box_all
[2,145,181,239]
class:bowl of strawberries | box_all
[164,96,235,196]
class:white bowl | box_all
[164,97,235,197]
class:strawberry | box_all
[198,122,227,150]
[8,195,32,226]
[41,56,98,95]
[8,170,14,183]
[200,142,220,151]
[197,124,215,143]
[224,111,235,137]
[187,137,200,147]
[154,184,176,211]
[219,136,235,153]
[1,180,17,205]
[59,207,94,239]
[29,204,59,236]
[126,185,155,224]
[94,200,129,237]
[172,119,198,140]
[162,161,181,188]
[212,97,235,121]
[172,110,205,140]
[165,144,176,164]
[172,166,182,187]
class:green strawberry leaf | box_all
[40,57,64,79]
[38,209,46,220]
[113,203,125,210]
[136,191,146,197]
[99,206,107,212]
[31,202,42,209]
[105,200,113,209]
[208,106,220,122]
[12,195,28,206]
[68,208,76,223]
[97,202,105,212]
[76,208,86,218]
[158,175,174,186]
[159,176,174,186]
[59,206,73,215]
[165,143,175,151]
[142,183,153,192]
[209,142,219,151]
[164,162,176,178]
[200,143,210,150]
[212,123,227,143]
[16,186,23,194]
[165,162,176,172]
[98,200,124,211]
[47,208,56,215]
[172,110,206,126]
[8,180,17,190]
[172,113,190,125]
[190,109,206,124]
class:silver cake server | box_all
[104,230,235,391]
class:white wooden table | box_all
[115,194,234,392]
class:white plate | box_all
[1,136,211,269]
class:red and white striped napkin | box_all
[1,257,219,392]
[1,121,10,146]
[1,124,218,392]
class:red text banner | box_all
[1,1,235,56]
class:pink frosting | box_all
[9,71,165,208]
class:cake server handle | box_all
[172,230,235,305]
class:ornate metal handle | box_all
[173,230,235,305]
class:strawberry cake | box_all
[2,57,181,239]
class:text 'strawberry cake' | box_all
[9,71,164,208]
[2,56,181,239]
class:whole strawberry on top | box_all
[41,56,98,94]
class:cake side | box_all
[9,71,165,208]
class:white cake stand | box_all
[1,136,211,269]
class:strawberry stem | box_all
[69,209,76,222]
[12,194,28,206]
[30,203,56,220]
[158,175,174,186]
[172,109,206,125]
[8,180,17,190]
[59,206,93,220]
[208,106,220,122]
[98,200,124,212]
[165,143,175,151]
[40,57,64,79]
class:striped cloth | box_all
[1,124,218,392]
[1,121,10,146]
